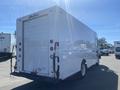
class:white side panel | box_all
[54,8,98,79]
[16,19,23,72]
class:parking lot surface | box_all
[0,54,120,90]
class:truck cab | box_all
[115,47,120,58]
[114,41,120,59]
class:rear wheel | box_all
[80,62,87,78]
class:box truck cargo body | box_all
[15,6,99,80]
[0,33,11,57]
[114,41,120,58]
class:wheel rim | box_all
[81,64,86,76]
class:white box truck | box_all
[114,41,120,59]
[14,6,99,80]
[0,33,11,57]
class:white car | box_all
[100,49,109,56]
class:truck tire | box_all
[80,61,87,78]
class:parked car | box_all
[100,49,109,56]
[108,49,114,54]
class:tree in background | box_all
[98,37,113,49]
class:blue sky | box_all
[0,0,120,44]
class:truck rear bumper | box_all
[11,72,61,83]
